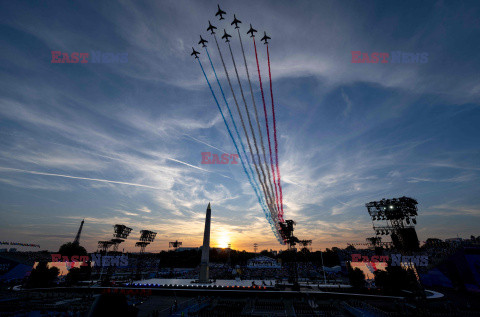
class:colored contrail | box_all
[207,39,281,242]
[0,167,163,190]
[211,34,272,213]
[253,36,281,220]
[236,28,278,215]
[197,58,269,219]
[203,46,266,212]
[266,43,284,219]
[205,44,261,196]
[226,40,277,221]
[200,50,279,240]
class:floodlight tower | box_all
[366,236,382,248]
[366,196,420,252]
[110,239,124,252]
[135,230,157,253]
[114,224,133,239]
[299,239,313,252]
[110,224,133,252]
[169,240,182,250]
[98,241,113,253]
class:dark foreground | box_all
[1,285,480,316]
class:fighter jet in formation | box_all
[215,5,226,20]
[231,14,241,29]
[247,24,257,37]
[207,21,217,34]
[222,29,232,43]
[191,47,200,59]
[198,35,208,47]
[261,31,271,44]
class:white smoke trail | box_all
[0,166,162,190]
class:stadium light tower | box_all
[97,241,113,253]
[365,196,420,252]
[169,240,182,250]
[299,239,312,252]
[113,224,133,239]
[135,230,157,253]
[110,224,133,252]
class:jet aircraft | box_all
[247,24,257,37]
[215,5,226,20]
[231,14,241,29]
[207,21,217,34]
[198,35,208,47]
[222,29,232,43]
[191,47,200,59]
[261,31,271,44]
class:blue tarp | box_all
[465,254,480,286]
[420,268,453,288]
[0,263,31,281]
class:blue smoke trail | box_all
[202,52,282,243]
[197,58,269,225]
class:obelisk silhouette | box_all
[73,219,84,246]
[199,203,211,283]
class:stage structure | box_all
[279,220,299,249]
[135,230,157,253]
[110,224,133,252]
[278,219,312,289]
[169,240,182,250]
[365,196,420,252]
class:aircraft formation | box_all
[190,5,286,244]
[191,6,272,58]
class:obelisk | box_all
[199,202,211,283]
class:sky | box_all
[0,0,479,253]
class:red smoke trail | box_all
[267,44,284,221]
[253,37,281,218]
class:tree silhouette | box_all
[346,262,365,289]
[58,242,87,256]
[26,262,59,288]
[65,264,92,285]
[374,266,419,294]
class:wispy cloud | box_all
[138,206,151,213]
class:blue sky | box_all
[0,0,479,252]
